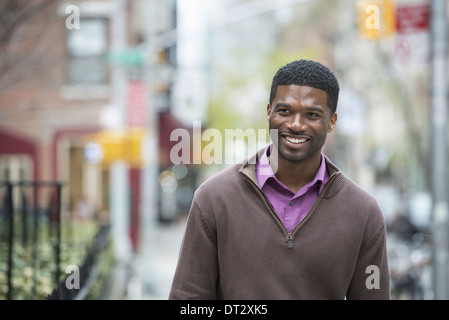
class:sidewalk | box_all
[105,216,187,300]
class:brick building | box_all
[0,0,183,252]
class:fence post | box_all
[20,186,28,246]
[55,183,62,287]
[31,182,39,298]
[5,182,14,300]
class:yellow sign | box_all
[357,0,395,40]
[85,128,145,168]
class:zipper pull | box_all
[287,234,293,248]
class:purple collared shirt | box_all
[255,145,329,233]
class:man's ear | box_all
[267,103,272,120]
[328,112,337,133]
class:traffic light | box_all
[357,0,395,40]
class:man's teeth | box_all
[286,137,307,144]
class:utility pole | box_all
[138,0,160,295]
[110,0,132,263]
[430,0,449,300]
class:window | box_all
[67,18,108,84]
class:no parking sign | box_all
[394,3,430,66]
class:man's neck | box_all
[269,151,322,194]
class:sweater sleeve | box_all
[168,199,218,300]
[346,218,390,300]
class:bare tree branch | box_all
[0,0,58,47]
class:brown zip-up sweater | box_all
[169,150,390,300]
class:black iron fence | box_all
[0,180,111,300]
[45,223,111,300]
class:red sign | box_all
[126,80,148,127]
[395,3,429,34]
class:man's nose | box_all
[286,113,306,132]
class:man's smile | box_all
[284,136,308,144]
[280,132,311,149]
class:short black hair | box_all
[269,59,340,114]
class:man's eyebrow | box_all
[305,106,325,114]
[274,103,325,114]
[273,102,291,109]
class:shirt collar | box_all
[256,144,275,188]
[256,144,328,193]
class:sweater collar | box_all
[240,146,342,198]
[256,145,328,193]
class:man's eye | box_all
[278,109,289,114]
[308,112,319,118]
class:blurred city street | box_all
[128,217,187,300]
[105,216,187,300]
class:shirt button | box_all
[290,201,294,206]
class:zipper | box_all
[287,234,293,248]
[241,168,339,249]
[283,171,339,248]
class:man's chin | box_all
[277,148,309,163]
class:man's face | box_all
[267,85,337,163]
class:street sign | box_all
[106,48,143,66]
[395,3,429,34]
[394,3,430,65]
[86,128,145,168]
[126,80,148,127]
[357,0,395,40]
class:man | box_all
[169,59,390,300]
